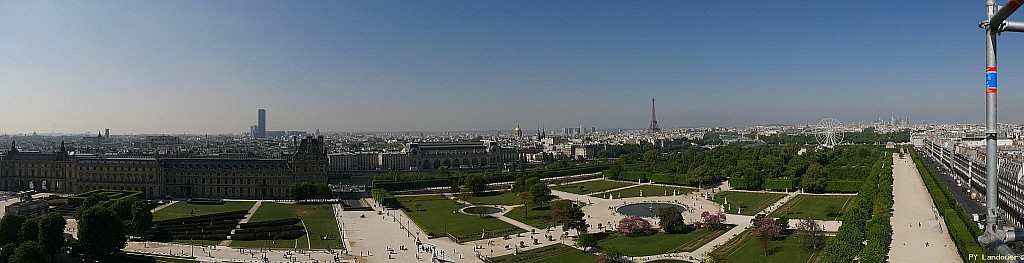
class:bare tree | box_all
[795,218,825,250]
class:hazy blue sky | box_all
[0,1,1014,134]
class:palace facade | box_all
[0,136,329,199]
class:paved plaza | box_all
[889,153,962,263]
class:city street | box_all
[918,153,985,220]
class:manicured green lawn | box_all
[397,195,525,242]
[597,229,731,256]
[503,206,555,229]
[488,243,596,263]
[153,201,256,221]
[463,191,521,205]
[590,185,695,199]
[769,194,855,221]
[552,180,635,195]
[229,202,342,250]
[711,191,786,216]
[711,230,827,263]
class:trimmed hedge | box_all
[448,227,522,243]
[763,178,796,190]
[234,225,304,234]
[231,230,306,241]
[172,234,227,241]
[727,177,756,190]
[152,210,248,226]
[371,189,400,208]
[67,189,143,206]
[186,198,225,205]
[238,218,302,229]
[373,178,452,192]
[824,180,863,193]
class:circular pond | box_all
[616,203,687,217]
[462,206,503,215]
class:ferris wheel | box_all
[814,118,844,147]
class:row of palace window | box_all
[79,166,157,172]
[168,163,286,170]
[169,178,282,185]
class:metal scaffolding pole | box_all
[985,0,1000,236]
[979,1,1024,260]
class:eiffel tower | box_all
[649,97,661,132]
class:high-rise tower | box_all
[257,109,267,138]
[649,97,661,132]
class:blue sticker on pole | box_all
[988,72,997,88]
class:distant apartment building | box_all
[406,141,515,170]
[922,136,1024,228]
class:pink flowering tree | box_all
[753,217,783,256]
[616,216,653,236]
[700,211,727,230]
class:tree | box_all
[37,212,66,256]
[524,177,541,189]
[860,242,885,263]
[600,245,626,263]
[550,200,586,233]
[449,180,461,193]
[795,218,825,250]
[0,244,15,263]
[529,183,552,207]
[517,192,534,219]
[549,200,572,223]
[109,196,139,221]
[74,193,111,218]
[700,211,727,230]
[801,163,827,193]
[0,214,25,246]
[129,201,153,236]
[18,218,38,243]
[691,164,715,185]
[10,241,45,263]
[742,168,764,190]
[288,182,333,202]
[658,207,690,234]
[606,161,622,179]
[413,203,423,212]
[436,167,449,177]
[463,174,488,196]
[513,176,528,192]
[753,217,782,257]
[616,216,653,236]
[77,206,127,259]
[644,148,660,169]
[576,232,597,250]
[776,215,790,230]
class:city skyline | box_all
[0,1,1005,134]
